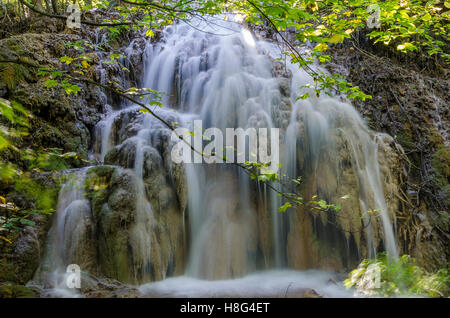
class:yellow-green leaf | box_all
[315,43,329,52]
[81,60,89,69]
[278,202,292,213]
[422,13,431,21]
[328,34,344,44]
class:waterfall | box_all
[33,15,400,296]
[140,17,398,277]
[142,19,286,278]
[30,168,93,297]
[284,58,399,259]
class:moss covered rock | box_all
[0,283,36,298]
[83,164,185,284]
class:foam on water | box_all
[139,270,352,298]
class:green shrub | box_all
[344,253,449,297]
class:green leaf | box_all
[278,202,292,213]
[422,13,431,22]
[397,42,417,52]
[20,219,36,226]
[298,93,310,100]
[62,83,81,95]
[328,33,345,44]
[149,101,163,107]
[318,200,328,209]
[59,56,73,65]
[110,53,122,60]
[315,43,329,52]
[44,80,58,88]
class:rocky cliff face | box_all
[85,144,186,283]
[0,18,148,289]
[286,132,406,271]
[325,33,449,271]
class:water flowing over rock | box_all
[31,16,407,296]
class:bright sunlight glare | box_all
[241,28,256,47]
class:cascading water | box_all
[33,15,401,297]
[284,60,399,260]
[30,168,94,297]
[145,20,286,278]
[139,17,398,276]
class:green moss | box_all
[434,210,449,232]
[87,165,116,178]
[431,146,450,206]
[0,259,18,282]
[396,130,414,148]
[0,245,39,284]
[0,173,58,284]
[0,284,36,298]
[432,146,450,178]
[0,37,40,90]
[0,60,33,90]
[428,129,444,147]
[85,166,115,217]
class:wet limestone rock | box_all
[84,163,186,284]
[327,40,449,270]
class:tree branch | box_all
[19,0,137,27]
[246,0,318,76]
